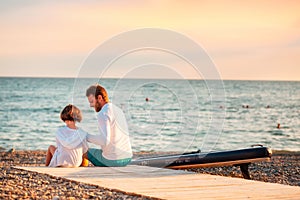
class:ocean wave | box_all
[1,78,299,152]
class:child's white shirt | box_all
[49,126,88,167]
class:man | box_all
[84,84,132,166]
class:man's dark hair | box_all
[86,84,109,102]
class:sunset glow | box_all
[0,1,299,80]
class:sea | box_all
[0,77,299,153]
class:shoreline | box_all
[1,147,300,154]
[1,149,299,199]
[272,149,300,154]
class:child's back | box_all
[49,126,88,167]
[45,104,89,167]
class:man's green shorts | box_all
[87,148,132,167]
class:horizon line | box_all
[0,75,299,82]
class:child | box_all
[45,104,89,167]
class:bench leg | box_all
[239,163,251,179]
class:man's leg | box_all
[86,148,131,167]
[86,148,107,166]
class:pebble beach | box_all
[0,149,299,199]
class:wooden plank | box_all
[15,166,300,200]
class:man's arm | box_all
[86,113,111,146]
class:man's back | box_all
[96,103,133,160]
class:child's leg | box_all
[80,152,89,167]
[45,145,56,166]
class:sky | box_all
[0,0,300,80]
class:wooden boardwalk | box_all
[16,165,300,199]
